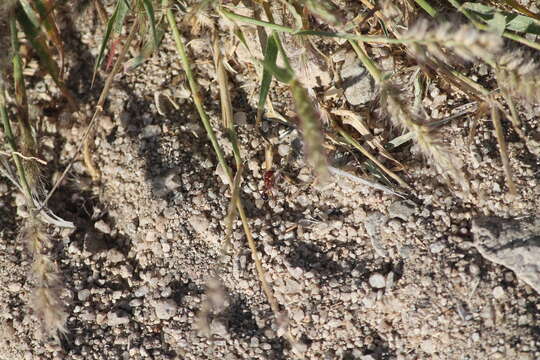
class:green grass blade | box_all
[414,0,438,17]
[93,0,130,84]
[28,0,65,63]
[140,0,158,47]
[10,17,35,155]
[18,0,40,27]
[0,79,33,203]
[257,31,279,124]
[15,6,60,85]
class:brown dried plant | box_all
[21,220,67,340]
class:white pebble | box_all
[78,289,91,301]
[153,300,177,320]
[430,241,445,254]
[369,273,386,289]
[492,286,505,299]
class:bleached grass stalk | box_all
[213,36,243,252]
[219,7,473,46]
[10,16,43,191]
[0,78,33,203]
[491,102,517,196]
[329,166,406,198]
[335,123,409,189]
[21,220,67,339]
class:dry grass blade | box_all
[333,109,405,170]
[335,121,409,189]
[329,166,406,198]
[257,31,279,125]
[25,0,65,75]
[15,3,76,109]
[213,36,234,130]
[490,101,517,196]
[10,16,40,190]
[92,0,130,85]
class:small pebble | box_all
[108,249,125,263]
[153,300,177,320]
[78,289,91,301]
[369,273,386,289]
[107,311,129,326]
[8,283,21,292]
[430,241,445,254]
[341,62,374,105]
[94,220,111,234]
[100,115,115,131]
[388,200,416,221]
[141,125,161,138]
[234,112,247,125]
[278,144,290,157]
[211,319,228,337]
[145,230,157,242]
[469,263,480,276]
[492,286,505,299]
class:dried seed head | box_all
[21,219,50,257]
[496,51,540,103]
[381,82,469,192]
[32,286,68,337]
[406,20,503,64]
[21,220,68,339]
[290,81,329,182]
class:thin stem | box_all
[10,17,34,150]
[335,123,410,189]
[348,40,382,83]
[166,6,231,179]
[0,80,33,203]
[220,7,431,44]
[491,101,517,196]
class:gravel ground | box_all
[0,2,539,360]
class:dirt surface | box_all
[0,2,539,360]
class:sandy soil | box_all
[0,2,539,360]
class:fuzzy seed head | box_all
[496,52,540,103]
[21,220,68,339]
[381,82,469,192]
[406,20,503,64]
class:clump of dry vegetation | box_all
[0,0,539,349]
